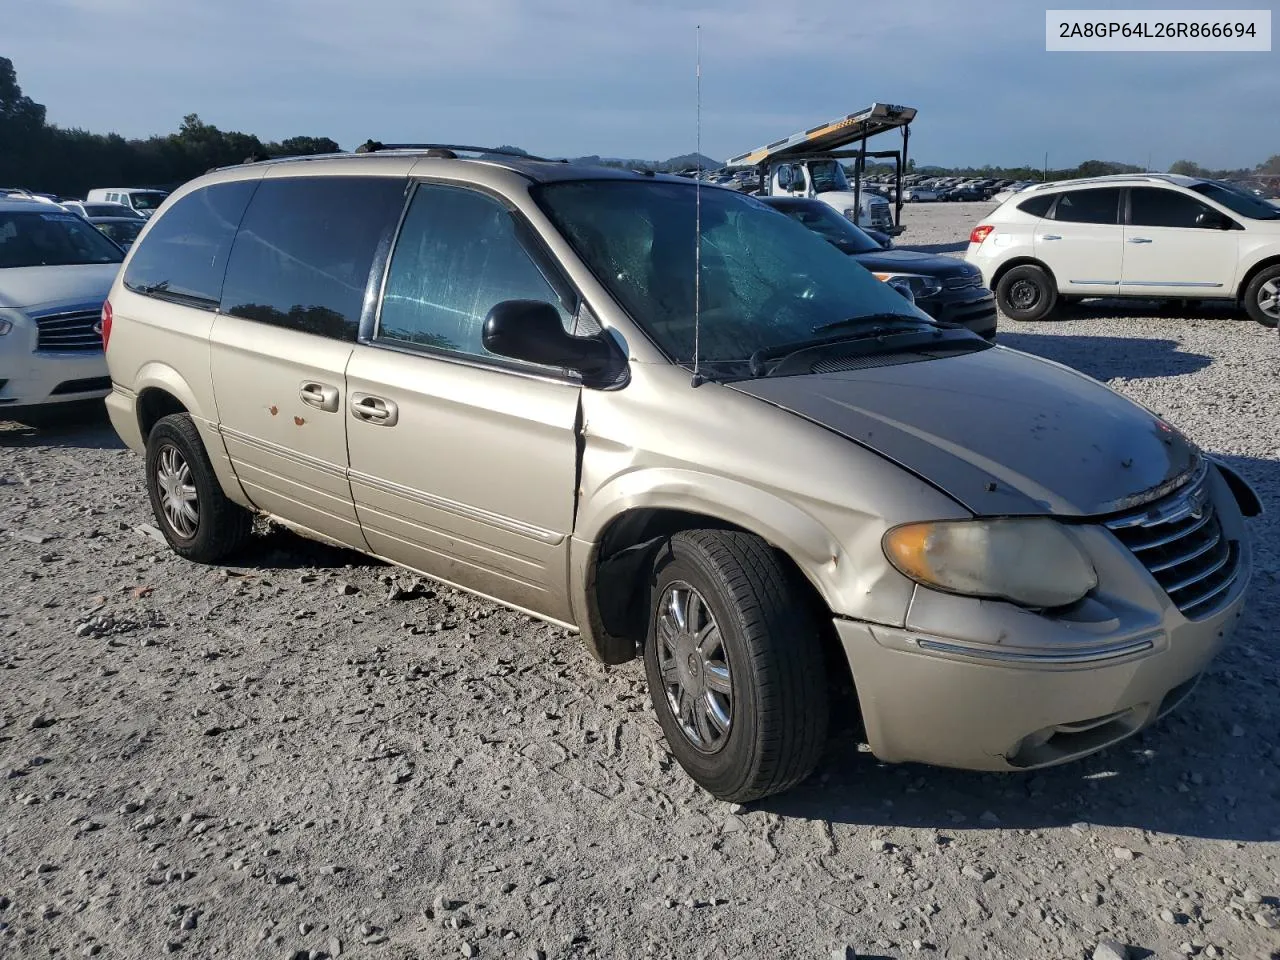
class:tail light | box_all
[970,225,994,245]
[99,300,113,350]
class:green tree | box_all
[1168,159,1208,177]
[1258,155,1280,175]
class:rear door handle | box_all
[350,393,399,427]
[1040,234,1062,241]
[298,381,339,412]
[1127,237,1153,244]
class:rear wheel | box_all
[996,264,1058,322]
[641,530,829,802]
[145,413,252,563]
[1243,265,1280,328]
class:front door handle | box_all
[350,393,399,427]
[1127,237,1153,244]
[298,381,340,413]
[1040,234,1062,241]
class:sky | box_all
[7,0,1278,169]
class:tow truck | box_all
[726,103,916,236]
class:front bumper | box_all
[919,289,998,340]
[0,348,110,409]
[836,465,1254,771]
[836,587,1245,771]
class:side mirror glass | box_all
[482,300,620,383]
[1196,210,1231,230]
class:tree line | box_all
[1,57,338,199]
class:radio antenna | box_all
[691,24,704,388]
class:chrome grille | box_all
[35,310,102,352]
[944,274,983,291]
[1105,462,1240,619]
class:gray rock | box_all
[1091,941,1130,960]
[434,893,461,912]
[1112,846,1136,861]
[831,948,858,960]
[461,943,478,958]
[962,865,995,882]
[1254,910,1278,929]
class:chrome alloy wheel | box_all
[155,444,198,538]
[1258,278,1280,322]
[655,582,732,754]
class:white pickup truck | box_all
[727,103,917,238]
[761,159,899,235]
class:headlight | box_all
[0,310,20,336]
[872,272,943,298]
[883,518,1097,608]
[0,318,12,336]
[841,207,859,221]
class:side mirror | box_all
[885,278,916,304]
[1196,210,1232,230]
[482,300,620,382]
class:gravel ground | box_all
[2,202,1278,960]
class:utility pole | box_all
[1043,152,1048,181]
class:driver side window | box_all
[377,184,574,360]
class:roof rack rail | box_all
[353,141,562,162]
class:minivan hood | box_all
[0,263,119,313]
[731,345,1198,517]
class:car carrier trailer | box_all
[725,102,917,236]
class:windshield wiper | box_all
[748,322,979,378]
[811,313,933,336]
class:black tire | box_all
[641,529,828,802]
[996,264,1058,322]
[1242,264,1280,328]
[145,413,252,563]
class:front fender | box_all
[574,467,915,626]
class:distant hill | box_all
[476,145,722,172]
[565,152,722,172]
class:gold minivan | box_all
[103,147,1259,802]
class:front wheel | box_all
[1243,265,1280,328]
[996,264,1058,322]
[642,530,829,802]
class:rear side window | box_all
[122,181,257,308]
[377,183,574,359]
[220,176,406,341]
[1049,188,1121,224]
[1129,187,1221,229]
[1016,194,1054,217]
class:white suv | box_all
[965,174,1280,327]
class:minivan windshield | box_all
[1189,181,1280,220]
[0,210,125,267]
[129,191,168,211]
[535,180,929,373]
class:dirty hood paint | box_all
[731,344,1199,517]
